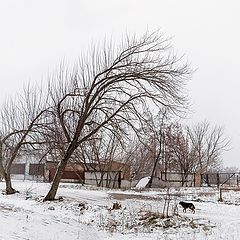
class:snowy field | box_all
[0,181,239,239]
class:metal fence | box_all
[201,172,239,187]
[158,172,239,187]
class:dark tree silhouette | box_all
[44,31,190,200]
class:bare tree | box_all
[44,31,190,200]
[124,119,230,187]
[123,136,154,180]
[121,109,166,181]
[187,121,230,173]
[77,129,126,188]
[147,108,169,187]
[0,85,48,194]
[165,123,196,185]
[159,121,230,186]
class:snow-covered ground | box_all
[0,181,239,239]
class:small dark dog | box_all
[179,201,195,213]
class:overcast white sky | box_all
[0,0,240,167]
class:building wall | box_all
[99,161,131,180]
[46,162,84,183]
[11,163,45,181]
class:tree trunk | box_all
[44,159,67,201]
[149,136,163,188]
[5,171,17,194]
[0,142,16,194]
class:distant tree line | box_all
[124,118,230,184]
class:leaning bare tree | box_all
[44,31,191,200]
[0,85,48,194]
